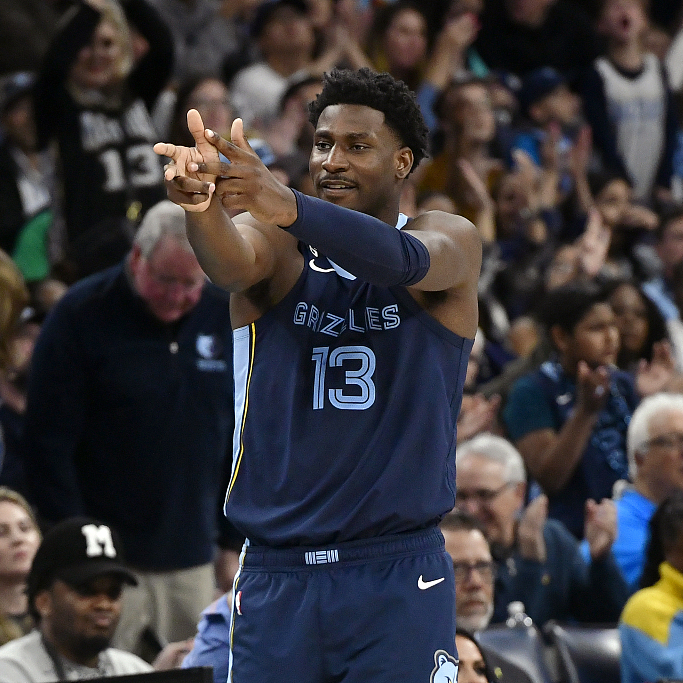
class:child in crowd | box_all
[580,171,659,281]
[510,66,583,198]
[581,0,679,203]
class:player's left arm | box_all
[402,210,482,292]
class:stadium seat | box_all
[476,623,555,683]
[543,621,621,683]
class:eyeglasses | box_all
[456,482,513,505]
[645,432,683,451]
[147,263,205,294]
[452,561,496,583]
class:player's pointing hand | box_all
[153,109,218,212]
[194,119,298,227]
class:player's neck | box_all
[372,203,401,227]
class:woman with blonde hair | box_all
[0,487,40,645]
[33,0,173,280]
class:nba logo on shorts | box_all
[235,590,243,616]
[430,650,458,683]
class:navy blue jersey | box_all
[226,236,473,546]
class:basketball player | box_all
[155,68,481,683]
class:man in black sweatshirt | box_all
[22,200,237,656]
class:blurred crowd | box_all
[2,0,683,681]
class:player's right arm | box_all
[154,110,297,292]
[173,185,281,293]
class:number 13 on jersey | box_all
[312,346,376,410]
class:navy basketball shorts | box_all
[227,527,459,683]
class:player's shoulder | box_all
[412,210,482,258]
[411,209,477,233]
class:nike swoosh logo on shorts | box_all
[418,575,445,590]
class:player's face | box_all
[310,104,412,224]
[455,454,525,548]
[130,235,206,323]
[554,303,620,370]
[442,528,494,632]
[40,576,124,664]
[0,502,40,581]
[455,635,489,683]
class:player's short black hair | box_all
[308,67,429,174]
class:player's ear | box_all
[395,147,413,180]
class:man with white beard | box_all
[441,511,535,683]
[441,511,494,633]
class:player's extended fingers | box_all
[171,175,214,195]
[204,123,256,162]
[191,161,239,178]
[154,142,179,160]
[187,109,218,160]
[230,118,257,155]
[164,164,180,182]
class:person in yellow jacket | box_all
[620,490,683,683]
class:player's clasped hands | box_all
[154,109,297,226]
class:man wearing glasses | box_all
[22,200,238,656]
[440,510,496,633]
[441,510,537,683]
[454,433,630,626]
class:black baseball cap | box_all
[27,517,137,605]
[250,0,308,38]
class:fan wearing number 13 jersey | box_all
[34,0,172,256]
[157,67,481,683]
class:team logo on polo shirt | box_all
[196,334,221,359]
[430,650,458,683]
[196,334,227,372]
